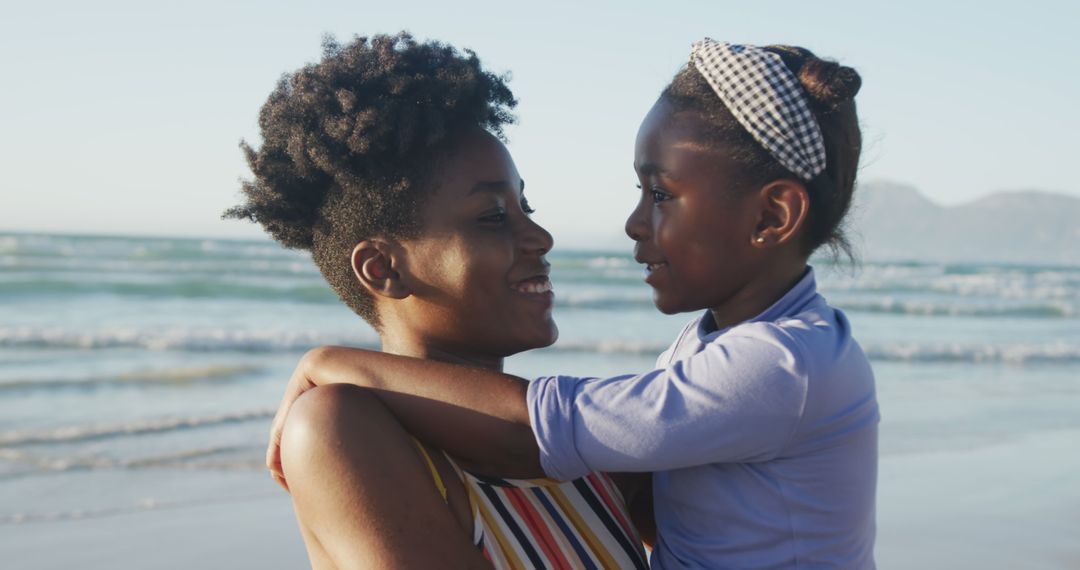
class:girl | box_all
[267,39,878,568]
[229,34,648,569]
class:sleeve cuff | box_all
[527,375,591,481]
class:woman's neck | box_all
[379,332,504,372]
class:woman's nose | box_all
[520,216,554,255]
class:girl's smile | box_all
[641,261,669,287]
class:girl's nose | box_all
[624,195,650,242]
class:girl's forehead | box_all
[636,106,723,169]
[638,102,712,148]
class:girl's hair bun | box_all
[799,58,861,111]
[764,45,861,111]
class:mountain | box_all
[848,181,1080,265]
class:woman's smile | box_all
[390,128,559,358]
[511,274,553,296]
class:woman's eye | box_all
[479,209,507,224]
[521,198,535,215]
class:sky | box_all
[1,0,1077,247]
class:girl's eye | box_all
[649,186,672,204]
[636,183,672,204]
[521,197,535,215]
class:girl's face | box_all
[627,99,766,316]
[394,129,557,361]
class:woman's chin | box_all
[510,321,559,354]
[541,322,559,347]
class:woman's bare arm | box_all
[268,345,544,490]
[282,383,489,569]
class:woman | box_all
[226,33,648,569]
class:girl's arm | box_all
[528,332,813,480]
[268,345,544,489]
[269,326,823,487]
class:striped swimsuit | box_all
[417,444,648,569]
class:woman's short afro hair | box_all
[224,32,516,327]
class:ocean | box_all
[2,231,1078,558]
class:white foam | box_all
[0,409,274,447]
[865,342,1080,365]
[0,444,259,475]
[0,364,262,392]
[0,326,376,352]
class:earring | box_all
[754,235,766,244]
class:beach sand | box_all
[5,430,1078,569]
[875,428,1080,569]
[2,477,307,570]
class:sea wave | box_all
[550,340,1080,364]
[822,265,1080,300]
[4,256,319,278]
[554,290,654,309]
[0,278,337,303]
[0,233,303,263]
[0,275,664,309]
[0,489,276,525]
[0,409,274,447]
[0,444,261,476]
[0,326,663,355]
[4,327,1077,365]
[7,275,1077,316]
[7,233,1080,309]
[0,327,377,352]
[864,342,1080,365]
[835,299,1076,318]
[547,339,1080,365]
[549,339,673,355]
[0,364,262,393]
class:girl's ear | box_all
[350,240,411,299]
[751,180,810,247]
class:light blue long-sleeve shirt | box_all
[527,269,879,569]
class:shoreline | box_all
[4,429,1078,569]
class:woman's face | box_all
[394,129,557,360]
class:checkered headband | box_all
[690,39,827,181]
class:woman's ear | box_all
[351,240,411,299]
[750,180,809,247]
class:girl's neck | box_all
[708,261,808,332]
